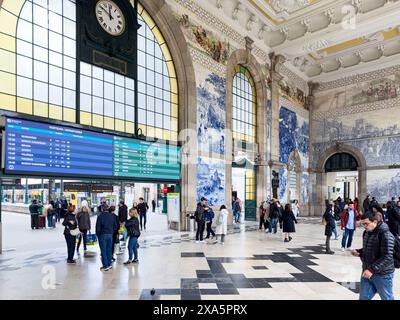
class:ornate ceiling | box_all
[193,0,400,83]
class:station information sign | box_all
[4,117,180,181]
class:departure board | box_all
[4,118,113,176]
[3,117,180,181]
[113,137,180,180]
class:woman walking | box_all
[124,208,141,264]
[282,204,298,242]
[259,202,267,230]
[215,205,229,244]
[62,205,78,264]
[76,206,91,254]
[323,203,336,254]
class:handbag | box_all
[70,228,80,236]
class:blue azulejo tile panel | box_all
[197,73,226,155]
[367,169,400,203]
[197,157,225,206]
[279,106,309,166]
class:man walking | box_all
[137,197,149,231]
[351,211,395,300]
[96,204,118,271]
[341,201,360,251]
[233,198,242,223]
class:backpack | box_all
[378,230,400,269]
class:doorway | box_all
[232,167,256,221]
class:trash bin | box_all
[186,213,196,232]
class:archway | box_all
[313,144,367,216]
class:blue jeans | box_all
[333,224,338,239]
[47,215,53,228]
[268,218,278,233]
[341,228,355,248]
[234,211,241,223]
[99,234,113,268]
[360,273,395,300]
[127,236,138,261]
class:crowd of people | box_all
[322,195,400,300]
[27,194,154,269]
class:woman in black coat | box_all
[62,205,78,264]
[282,204,298,242]
[323,203,336,254]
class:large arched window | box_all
[232,65,256,144]
[0,1,178,141]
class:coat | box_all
[323,209,336,237]
[356,222,395,275]
[62,213,78,235]
[387,207,400,237]
[76,210,91,231]
[118,204,128,223]
[282,210,297,233]
[194,202,206,222]
[216,209,229,235]
[340,208,361,230]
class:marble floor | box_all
[1,212,400,300]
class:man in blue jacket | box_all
[96,204,118,271]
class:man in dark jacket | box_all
[362,195,371,213]
[194,197,207,242]
[268,201,280,234]
[29,199,42,230]
[387,201,400,238]
[137,197,149,231]
[351,211,395,300]
[96,204,118,271]
[118,200,128,224]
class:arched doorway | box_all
[313,144,367,216]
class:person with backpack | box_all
[205,206,216,240]
[351,211,397,300]
[323,202,336,254]
[268,200,279,234]
[123,208,141,264]
[194,197,207,243]
[215,205,229,244]
[29,199,42,230]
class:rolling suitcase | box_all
[38,215,46,229]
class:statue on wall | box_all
[272,170,280,199]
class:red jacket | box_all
[340,209,361,230]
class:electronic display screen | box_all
[4,117,180,181]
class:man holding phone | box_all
[351,211,396,300]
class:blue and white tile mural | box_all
[197,72,226,155]
[197,157,225,206]
[279,106,309,167]
[301,173,309,203]
[367,169,400,203]
[312,111,400,167]
[279,168,287,202]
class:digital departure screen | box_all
[4,117,180,181]
[4,118,114,176]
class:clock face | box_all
[95,0,126,36]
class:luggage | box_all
[38,215,46,229]
[87,232,98,246]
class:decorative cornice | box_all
[189,45,226,77]
[316,64,400,92]
[312,96,400,121]
[279,96,309,120]
[280,64,308,93]
[173,0,269,64]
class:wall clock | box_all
[95,0,126,36]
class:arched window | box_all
[232,65,256,144]
[0,1,178,141]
